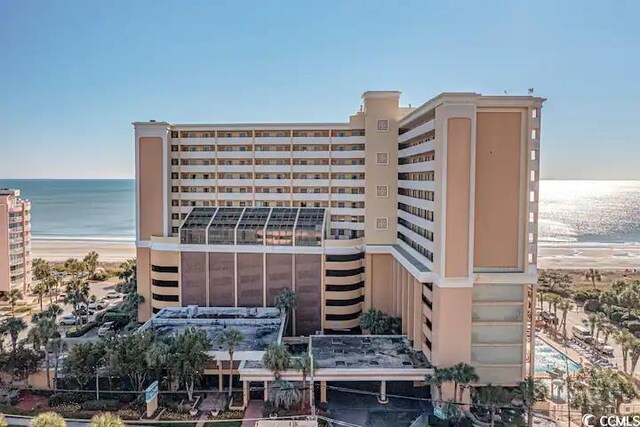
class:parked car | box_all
[98,321,115,337]
[59,315,77,326]
[88,300,109,310]
[75,305,95,316]
[105,291,122,299]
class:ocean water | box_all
[1,179,639,246]
[0,179,135,241]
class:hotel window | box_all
[376,217,388,230]
[376,152,389,165]
[376,185,389,198]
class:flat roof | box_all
[311,335,431,370]
[138,307,285,355]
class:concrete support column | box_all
[378,380,388,404]
[263,381,269,402]
[218,362,223,392]
[243,381,249,408]
[320,381,327,403]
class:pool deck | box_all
[535,332,584,377]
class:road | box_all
[563,305,629,374]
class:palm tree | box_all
[65,279,89,326]
[513,377,548,427]
[599,291,618,320]
[594,313,607,344]
[629,338,640,375]
[619,285,640,316]
[217,328,243,398]
[262,343,292,380]
[3,317,26,352]
[585,269,602,289]
[451,363,478,403]
[474,384,510,427]
[64,258,86,280]
[269,379,301,410]
[32,282,47,311]
[28,317,59,389]
[537,291,546,312]
[274,288,297,336]
[293,353,315,404]
[558,299,574,338]
[4,289,23,317]
[89,413,124,427]
[615,330,635,373]
[583,313,598,339]
[83,251,99,278]
[602,323,616,345]
[424,367,454,404]
[47,338,67,391]
[117,259,137,284]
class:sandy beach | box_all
[31,238,136,262]
[30,238,640,270]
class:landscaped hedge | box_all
[624,320,640,334]
[81,399,120,411]
[583,299,601,312]
[574,289,601,302]
[65,321,98,338]
[48,392,90,406]
[611,312,625,324]
[102,312,130,329]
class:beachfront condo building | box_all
[0,189,32,294]
[134,91,544,385]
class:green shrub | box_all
[583,299,601,312]
[95,308,120,324]
[625,321,640,333]
[31,412,66,427]
[574,289,600,302]
[90,271,109,281]
[611,312,625,324]
[65,321,98,338]
[102,312,130,329]
[48,392,90,407]
[81,399,120,411]
[622,314,640,323]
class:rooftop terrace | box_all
[138,306,285,358]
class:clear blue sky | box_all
[1,0,638,179]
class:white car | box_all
[88,300,109,310]
[105,291,122,299]
[98,321,115,337]
[59,315,77,326]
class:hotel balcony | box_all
[217,192,253,201]
[253,136,290,145]
[331,165,365,173]
[177,179,216,186]
[217,151,253,159]
[398,161,435,174]
[398,180,435,191]
[216,165,253,173]
[331,150,365,159]
[180,192,217,201]
[330,179,364,187]
[254,151,292,159]
[254,192,291,201]
[292,136,330,145]
[397,224,434,251]
[328,207,365,216]
[397,209,432,230]
[330,221,365,230]
[292,179,330,187]
[397,195,435,211]
[216,178,253,186]
[174,137,216,145]
[292,193,329,201]
[331,193,365,202]
[331,135,365,144]
[215,136,253,145]
[254,179,292,186]
[399,139,436,158]
[178,165,216,173]
[173,151,215,160]
[292,151,330,159]
[398,118,435,143]
[291,165,329,173]
[254,165,290,173]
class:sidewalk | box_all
[241,400,262,427]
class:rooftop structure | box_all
[179,207,327,246]
[138,306,285,359]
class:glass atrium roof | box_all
[180,207,326,246]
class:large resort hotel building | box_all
[134,91,544,387]
[0,189,32,293]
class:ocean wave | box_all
[32,235,135,243]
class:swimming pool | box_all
[535,337,581,374]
